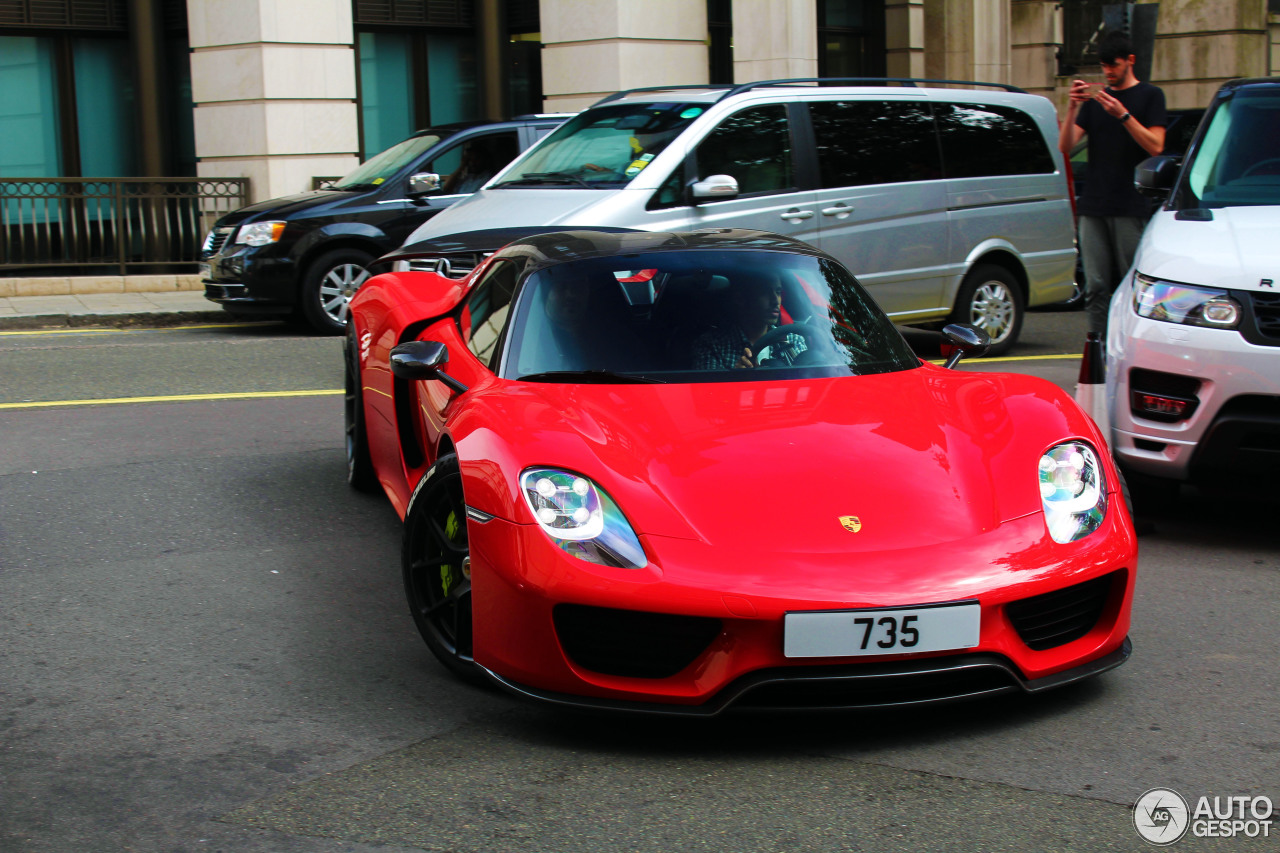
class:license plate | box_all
[784,601,980,658]
[198,262,211,280]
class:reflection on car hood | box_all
[464,367,1087,551]
[1141,206,1280,292]
[403,187,616,246]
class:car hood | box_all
[214,189,354,226]
[459,366,1090,552]
[403,187,619,245]
[1139,206,1280,292]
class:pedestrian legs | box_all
[1079,215,1147,336]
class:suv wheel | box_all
[300,248,373,335]
[951,264,1024,357]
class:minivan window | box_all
[809,100,941,187]
[495,102,704,188]
[695,105,794,195]
[1182,88,1280,208]
[332,133,445,189]
[934,102,1055,178]
[427,131,521,194]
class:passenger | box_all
[692,272,806,369]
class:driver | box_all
[692,271,807,369]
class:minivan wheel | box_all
[299,248,373,335]
[951,264,1023,356]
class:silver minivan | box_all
[400,80,1077,354]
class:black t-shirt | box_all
[1075,81,1168,217]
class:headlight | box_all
[235,221,287,247]
[1038,443,1107,544]
[1133,273,1241,328]
[519,468,647,568]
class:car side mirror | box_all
[390,340,468,393]
[689,174,739,204]
[1134,155,1180,199]
[408,173,442,196]
[940,323,991,369]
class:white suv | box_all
[1106,77,1280,489]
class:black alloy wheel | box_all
[402,454,480,680]
[343,327,377,492]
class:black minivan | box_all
[200,115,568,333]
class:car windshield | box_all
[332,133,446,189]
[1179,87,1280,208]
[502,249,921,383]
[493,102,705,188]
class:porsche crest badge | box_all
[839,515,862,533]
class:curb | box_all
[0,310,241,331]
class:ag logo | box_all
[838,516,862,533]
[1134,788,1190,845]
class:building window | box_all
[1060,0,1107,73]
[708,0,732,84]
[818,0,885,79]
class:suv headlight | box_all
[1133,273,1241,328]
[235,221,287,247]
[1038,442,1107,543]
[519,468,647,568]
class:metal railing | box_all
[0,177,249,274]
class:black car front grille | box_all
[553,604,722,679]
[202,226,234,258]
[1250,291,1280,343]
[1005,572,1118,651]
[733,659,1020,710]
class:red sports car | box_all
[345,228,1137,715]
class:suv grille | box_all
[1250,291,1280,343]
[402,252,490,279]
[202,226,235,258]
[553,604,721,679]
[1005,572,1117,651]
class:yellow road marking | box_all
[0,322,271,338]
[928,353,1081,365]
[0,389,342,410]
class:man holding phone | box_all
[1059,30,1168,337]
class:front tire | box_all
[299,248,372,335]
[402,454,479,680]
[951,264,1024,357]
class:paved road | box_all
[1,315,1275,852]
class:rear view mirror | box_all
[940,323,991,369]
[689,174,739,203]
[408,173,442,196]
[1134,155,1180,199]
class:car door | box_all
[643,103,819,244]
[806,97,950,319]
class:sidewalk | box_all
[0,274,229,330]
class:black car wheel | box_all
[300,248,373,335]
[343,328,378,492]
[403,454,480,680]
[950,264,1024,357]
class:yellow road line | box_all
[0,389,342,410]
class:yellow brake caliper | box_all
[440,509,461,596]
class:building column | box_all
[1010,0,1058,96]
[924,0,1010,85]
[540,0,710,112]
[128,0,167,176]
[188,0,359,203]
[732,0,817,82]
[886,0,926,78]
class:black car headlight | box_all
[519,468,647,568]
[1133,273,1241,328]
[1039,442,1107,543]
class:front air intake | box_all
[1005,572,1117,651]
[553,604,721,679]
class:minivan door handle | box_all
[780,208,815,222]
[822,203,854,218]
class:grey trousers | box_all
[1079,214,1147,336]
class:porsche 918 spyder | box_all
[345,228,1138,715]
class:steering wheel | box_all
[753,323,821,366]
[1241,158,1280,178]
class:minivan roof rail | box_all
[591,77,1025,107]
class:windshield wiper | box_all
[517,370,665,384]
[494,172,594,189]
